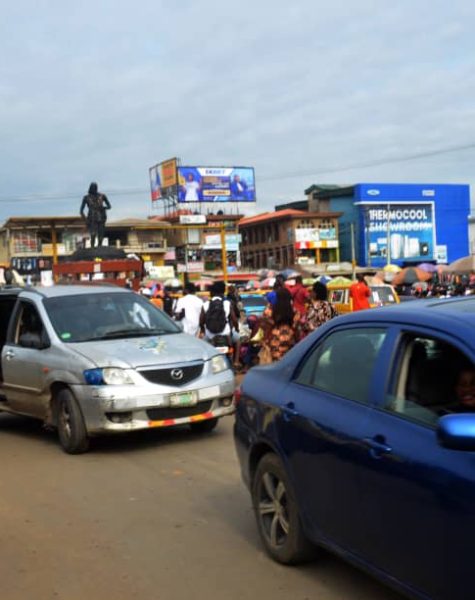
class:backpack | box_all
[205,298,227,334]
[163,295,175,317]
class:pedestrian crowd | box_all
[136,272,359,371]
[397,270,475,299]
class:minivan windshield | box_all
[44,292,180,342]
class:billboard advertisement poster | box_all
[149,158,178,202]
[363,202,435,262]
[177,167,255,202]
[295,228,337,243]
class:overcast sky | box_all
[1,0,475,222]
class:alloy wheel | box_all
[257,471,290,548]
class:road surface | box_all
[0,412,401,600]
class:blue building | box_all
[299,183,471,267]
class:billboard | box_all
[362,202,436,263]
[177,167,255,202]
[149,158,178,202]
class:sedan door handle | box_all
[4,351,15,361]
[282,402,299,422]
[363,436,392,459]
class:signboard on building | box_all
[148,265,175,279]
[294,228,338,249]
[41,243,66,256]
[295,228,337,243]
[362,202,436,263]
[177,262,205,273]
[179,214,207,224]
[435,245,448,264]
[149,158,178,202]
[177,167,255,202]
[204,234,241,251]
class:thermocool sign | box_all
[364,202,436,262]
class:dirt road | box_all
[0,413,400,600]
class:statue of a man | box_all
[80,182,111,247]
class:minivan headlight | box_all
[83,368,134,385]
[210,355,229,374]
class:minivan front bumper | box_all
[71,372,236,434]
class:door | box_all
[359,329,475,600]
[278,326,389,553]
[2,300,50,418]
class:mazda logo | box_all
[171,368,184,380]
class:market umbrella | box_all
[316,275,332,284]
[383,264,402,273]
[163,278,182,288]
[327,276,353,286]
[417,262,438,273]
[391,267,432,286]
[279,268,300,279]
[260,277,276,288]
[447,255,475,273]
[303,277,316,285]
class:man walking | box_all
[350,273,371,311]
[174,282,203,337]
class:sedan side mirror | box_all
[437,414,475,451]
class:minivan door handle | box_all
[363,436,392,459]
[282,402,299,422]
[4,350,15,361]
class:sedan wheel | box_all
[252,453,313,564]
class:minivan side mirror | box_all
[437,414,475,451]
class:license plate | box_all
[215,346,229,354]
[169,391,198,407]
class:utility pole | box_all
[350,222,356,280]
[386,203,391,266]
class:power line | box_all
[258,141,475,182]
[1,140,475,204]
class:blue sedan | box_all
[234,297,475,600]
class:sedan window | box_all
[383,334,475,427]
[295,328,387,404]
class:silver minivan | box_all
[0,286,235,453]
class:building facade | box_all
[238,209,342,269]
[0,216,169,279]
[287,182,472,267]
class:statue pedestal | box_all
[70,247,127,262]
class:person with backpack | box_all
[200,281,240,368]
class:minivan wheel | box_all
[56,388,90,454]
[252,453,313,564]
[190,418,218,433]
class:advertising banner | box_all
[177,262,205,274]
[149,158,178,202]
[204,234,241,251]
[177,167,255,202]
[295,228,337,243]
[363,202,435,263]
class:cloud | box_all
[0,0,475,222]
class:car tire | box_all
[190,418,218,433]
[56,388,90,454]
[252,453,313,565]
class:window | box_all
[295,328,387,404]
[14,302,48,348]
[383,334,474,427]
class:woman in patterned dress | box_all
[304,281,338,335]
[262,287,296,362]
